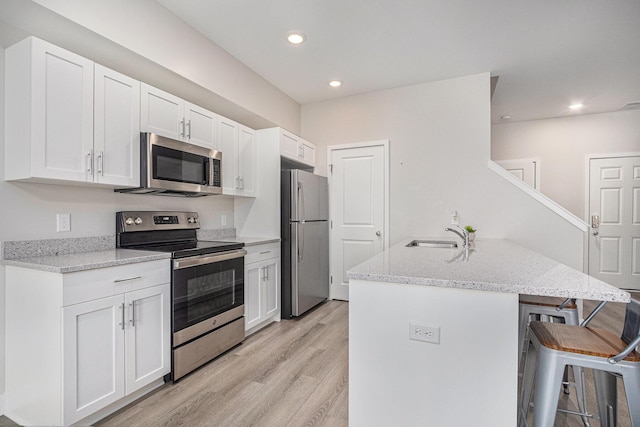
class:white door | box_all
[63,295,125,425]
[329,141,388,301]
[185,102,218,149]
[32,38,94,182]
[244,261,263,330]
[495,158,539,189]
[588,156,640,289]
[140,83,184,140]
[238,125,257,197]
[263,259,280,319]
[94,64,140,187]
[218,116,239,195]
[124,284,171,394]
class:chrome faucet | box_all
[445,225,469,247]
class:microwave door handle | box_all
[209,158,215,186]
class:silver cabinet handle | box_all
[259,250,271,255]
[179,119,185,137]
[187,120,192,139]
[235,176,240,190]
[129,301,136,327]
[591,214,600,236]
[119,303,125,330]
[376,230,381,237]
[239,177,244,190]
[114,276,142,283]
[86,151,93,175]
[97,151,104,176]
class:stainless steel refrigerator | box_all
[281,169,330,318]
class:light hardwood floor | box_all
[0,298,633,426]
[97,300,349,427]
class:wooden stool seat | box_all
[519,295,577,309]
[530,321,640,362]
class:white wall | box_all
[302,73,586,270]
[492,109,640,219]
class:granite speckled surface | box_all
[2,236,115,259]
[197,228,237,241]
[2,249,170,273]
[347,238,630,303]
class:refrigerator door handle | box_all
[298,180,305,221]
[299,220,305,262]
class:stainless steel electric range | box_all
[116,211,245,381]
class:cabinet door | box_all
[63,295,125,425]
[94,64,141,187]
[245,262,264,331]
[264,258,280,319]
[300,140,316,167]
[31,38,94,181]
[218,116,239,195]
[185,103,218,149]
[140,83,184,140]
[280,131,300,161]
[125,284,171,394]
[238,125,257,197]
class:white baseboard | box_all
[0,393,5,415]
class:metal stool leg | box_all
[593,370,617,427]
[621,369,640,426]
[533,348,565,427]
[520,341,538,427]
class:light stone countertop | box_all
[218,236,280,246]
[347,238,630,303]
[2,249,171,274]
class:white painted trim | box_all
[0,394,5,416]
[327,140,390,300]
[488,160,588,231]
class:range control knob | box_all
[125,217,134,226]
[134,217,143,225]
[188,217,197,224]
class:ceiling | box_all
[157,0,640,124]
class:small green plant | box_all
[464,225,476,233]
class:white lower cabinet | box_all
[244,242,281,335]
[5,260,171,427]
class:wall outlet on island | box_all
[56,213,71,232]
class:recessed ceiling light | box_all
[328,80,342,88]
[286,32,306,44]
[569,103,584,110]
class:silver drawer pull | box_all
[259,250,271,255]
[114,276,142,283]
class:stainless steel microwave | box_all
[116,133,222,197]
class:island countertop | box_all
[346,238,630,302]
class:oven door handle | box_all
[173,249,247,269]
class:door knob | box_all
[376,230,381,236]
[591,214,600,236]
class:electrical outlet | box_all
[221,214,227,226]
[57,213,71,232]
[409,321,440,344]
[451,210,459,225]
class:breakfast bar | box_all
[346,238,629,427]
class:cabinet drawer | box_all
[63,259,170,306]
[245,242,280,264]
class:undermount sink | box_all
[406,240,458,248]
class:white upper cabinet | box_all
[4,37,140,187]
[140,83,218,150]
[218,117,257,197]
[94,65,141,187]
[278,128,316,168]
[5,37,94,183]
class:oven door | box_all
[172,249,245,345]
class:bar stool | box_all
[518,296,590,426]
[519,298,640,427]
[518,296,579,366]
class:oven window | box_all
[153,145,209,185]
[173,256,244,332]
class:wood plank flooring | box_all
[96,300,349,427]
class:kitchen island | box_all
[346,238,629,427]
